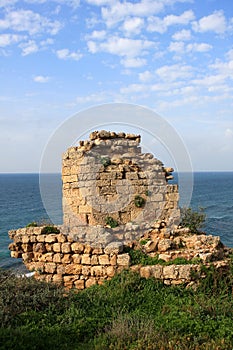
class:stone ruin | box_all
[8,131,231,289]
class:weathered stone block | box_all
[81,254,91,265]
[72,254,81,264]
[104,242,123,255]
[44,263,56,274]
[65,264,82,275]
[140,266,151,279]
[53,253,62,263]
[61,243,71,253]
[163,265,178,279]
[45,234,57,243]
[99,254,110,265]
[91,265,103,277]
[53,242,61,252]
[74,279,85,290]
[85,278,97,288]
[117,253,130,266]
[71,242,84,253]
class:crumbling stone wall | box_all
[8,131,231,289]
[62,131,180,245]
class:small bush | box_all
[105,216,118,228]
[101,157,111,167]
[41,226,60,234]
[180,207,206,234]
[26,222,37,227]
[134,195,145,208]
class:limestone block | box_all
[45,243,53,252]
[74,279,85,290]
[84,245,93,254]
[10,251,22,258]
[21,243,33,252]
[90,255,98,265]
[117,253,130,266]
[57,264,66,275]
[30,235,37,243]
[178,265,192,279]
[40,252,54,262]
[61,243,71,253]
[36,235,46,243]
[82,265,91,276]
[106,265,116,277]
[72,254,81,264]
[85,278,97,288]
[61,254,72,264]
[157,239,173,252]
[163,265,179,279]
[110,255,117,266]
[91,265,103,277]
[81,254,91,265]
[22,252,33,262]
[52,274,63,285]
[44,263,57,274]
[53,243,61,252]
[151,265,163,279]
[99,254,110,265]
[144,240,159,253]
[22,235,30,244]
[45,234,58,243]
[92,247,103,255]
[65,264,82,275]
[140,266,151,279]
[71,242,84,253]
[104,242,123,255]
[53,253,62,263]
[57,234,67,243]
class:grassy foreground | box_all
[0,262,232,350]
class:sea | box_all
[0,172,233,270]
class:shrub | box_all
[134,195,145,208]
[41,226,60,234]
[105,216,118,228]
[26,222,37,227]
[101,157,111,167]
[180,207,206,234]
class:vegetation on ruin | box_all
[41,226,60,234]
[100,156,111,167]
[134,195,145,208]
[105,216,119,228]
[124,246,202,266]
[180,207,206,234]
[0,258,232,350]
[26,222,38,227]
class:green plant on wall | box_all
[26,222,38,227]
[180,207,206,234]
[41,226,60,234]
[101,156,111,167]
[105,216,118,228]
[134,195,145,208]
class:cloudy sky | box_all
[0,0,233,172]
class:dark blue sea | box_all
[0,172,232,269]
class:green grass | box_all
[0,260,232,350]
[124,246,202,266]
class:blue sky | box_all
[0,0,233,172]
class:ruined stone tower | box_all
[61,130,180,245]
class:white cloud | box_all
[87,36,154,58]
[102,0,164,27]
[0,34,25,47]
[19,40,39,55]
[186,42,212,52]
[120,57,146,67]
[172,29,191,41]
[156,64,193,82]
[122,17,144,35]
[169,41,185,53]
[147,10,195,33]
[225,128,233,138]
[87,30,106,40]
[56,48,83,60]
[192,10,227,34]
[25,0,80,8]
[139,70,153,82]
[164,10,195,26]
[0,9,62,35]
[33,75,50,83]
